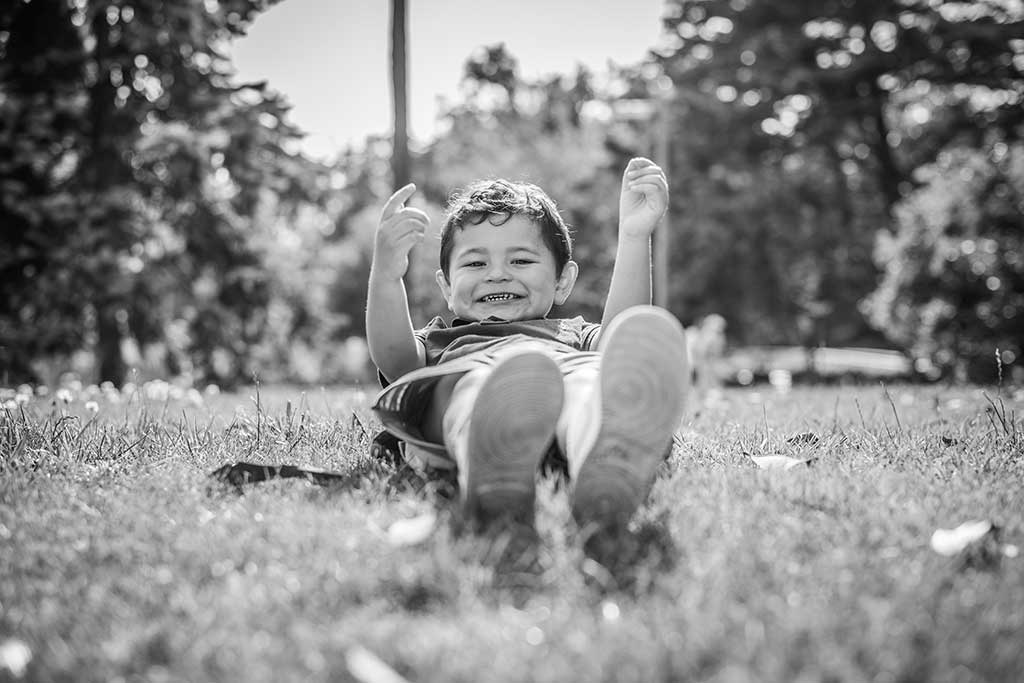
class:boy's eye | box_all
[512,258,536,265]
[462,261,485,268]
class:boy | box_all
[366,158,689,555]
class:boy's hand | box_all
[618,157,668,239]
[372,183,430,280]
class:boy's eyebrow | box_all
[454,245,542,258]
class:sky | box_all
[230,0,667,159]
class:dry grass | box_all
[2,382,1023,682]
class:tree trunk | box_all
[87,10,126,383]
[390,0,410,189]
[96,305,126,384]
[868,82,903,216]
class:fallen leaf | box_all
[750,455,814,471]
[386,511,437,547]
[930,520,993,557]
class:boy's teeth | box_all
[483,293,516,302]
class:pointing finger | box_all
[382,183,417,219]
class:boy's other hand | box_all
[373,183,430,280]
[618,157,668,239]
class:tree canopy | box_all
[1,0,325,386]
[651,0,1023,377]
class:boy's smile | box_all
[436,215,577,322]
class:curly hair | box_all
[438,179,573,281]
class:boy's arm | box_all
[366,184,430,382]
[600,158,669,330]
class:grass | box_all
[2,381,1023,682]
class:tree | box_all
[0,0,323,386]
[0,0,91,381]
[652,0,1024,348]
[862,143,1024,381]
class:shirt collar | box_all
[452,316,510,326]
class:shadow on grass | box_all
[205,452,681,601]
[578,512,679,596]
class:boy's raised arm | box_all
[366,184,429,382]
[600,157,669,330]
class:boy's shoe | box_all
[572,306,689,536]
[463,352,564,530]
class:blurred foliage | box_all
[864,143,1024,381]
[0,0,332,387]
[2,0,1022,386]
[653,0,1023,379]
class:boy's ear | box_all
[435,269,454,310]
[553,260,579,305]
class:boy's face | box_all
[435,215,577,322]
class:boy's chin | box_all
[458,304,551,322]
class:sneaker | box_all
[463,352,564,529]
[572,306,689,535]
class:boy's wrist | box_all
[616,232,653,246]
[369,265,406,283]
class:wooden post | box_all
[389,0,415,308]
[389,0,410,189]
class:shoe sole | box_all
[572,306,689,531]
[465,352,563,527]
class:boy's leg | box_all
[437,352,564,528]
[570,306,689,536]
[555,363,599,481]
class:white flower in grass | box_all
[16,384,32,396]
[346,645,411,683]
[144,380,169,401]
[0,638,32,678]
[2,400,16,411]
[930,520,1019,561]
[84,401,99,414]
[14,393,29,406]
[35,385,49,397]
[204,383,221,396]
[386,510,437,547]
[186,388,203,406]
[601,600,621,622]
[55,388,74,404]
[750,454,813,471]
[930,520,993,556]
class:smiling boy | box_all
[366,158,689,557]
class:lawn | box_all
[2,381,1023,682]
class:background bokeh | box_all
[2,0,1022,388]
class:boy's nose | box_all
[484,262,510,281]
